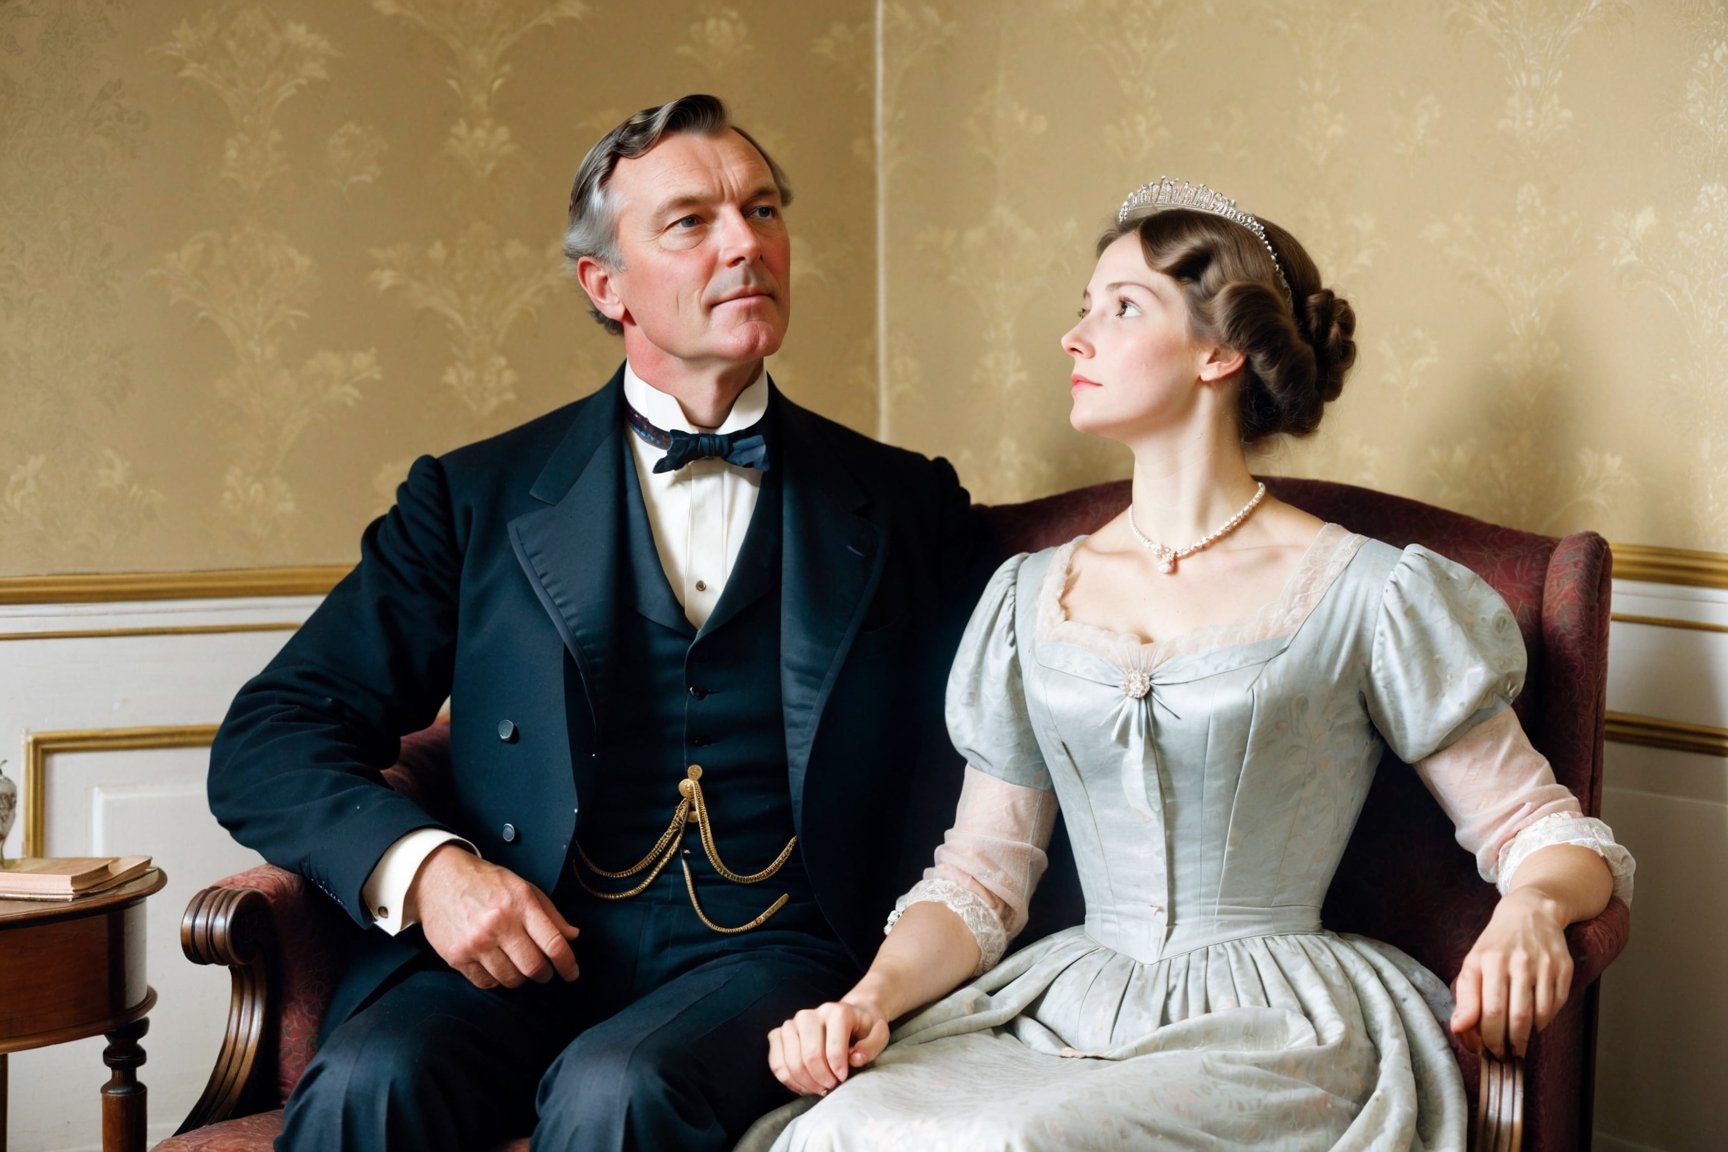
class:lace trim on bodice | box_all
[1036,522,1366,673]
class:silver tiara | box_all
[1117,177,1292,306]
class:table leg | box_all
[100,1018,148,1152]
[2,1050,9,1152]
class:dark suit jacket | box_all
[209,367,994,1018]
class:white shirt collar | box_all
[623,361,770,436]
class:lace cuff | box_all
[1496,811,1636,905]
[885,877,1009,977]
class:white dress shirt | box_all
[360,362,772,932]
[621,362,766,630]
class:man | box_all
[208,94,993,1150]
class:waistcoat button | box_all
[688,684,710,699]
[501,823,517,842]
[497,719,518,742]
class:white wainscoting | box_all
[1,574,1722,1150]
[1594,578,1728,1152]
[0,595,314,1151]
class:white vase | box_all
[0,761,16,864]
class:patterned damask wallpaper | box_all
[882,0,1728,553]
[1,0,1723,575]
[0,0,877,573]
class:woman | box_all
[742,180,1635,1150]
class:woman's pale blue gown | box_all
[740,526,1609,1151]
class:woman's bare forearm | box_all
[842,901,983,1022]
[1501,842,1613,926]
[767,900,988,1093]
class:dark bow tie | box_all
[625,403,772,474]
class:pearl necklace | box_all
[1126,482,1268,574]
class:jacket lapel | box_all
[698,433,782,637]
[775,391,884,813]
[620,445,697,636]
[509,369,627,736]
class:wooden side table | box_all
[0,868,167,1152]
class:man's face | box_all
[586,129,791,384]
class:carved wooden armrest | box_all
[176,885,277,1133]
[1476,1053,1523,1152]
[1472,897,1629,1152]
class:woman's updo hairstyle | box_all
[1098,203,1356,443]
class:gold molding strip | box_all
[0,545,1717,604]
[0,622,301,643]
[1610,613,1728,636]
[0,566,347,606]
[1611,545,1728,590]
[1605,712,1728,759]
[22,724,220,856]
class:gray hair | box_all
[564,94,793,335]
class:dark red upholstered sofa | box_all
[157,477,1629,1152]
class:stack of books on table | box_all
[0,855,153,901]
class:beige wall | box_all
[4,1,1724,575]
[0,0,876,575]
[884,0,1721,549]
[881,0,1727,554]
[9,1,1724,578]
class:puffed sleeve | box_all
[887,555,1060,976]
[1369,546,1634,904]
[1365,545,1527,764]
[943,554,1051,789]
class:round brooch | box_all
[1120,669,1152,699]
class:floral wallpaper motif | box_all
[1247,0,1383,491]
[0,0,876,573]
[1413,0,1636,533]
[914,79,1085,502]
[677,4,754,74]
[1261,0,1380,294]
[366,0,585,419]
[153,4,379,550]
[881,0,1713,553]
[1603,1,1728,541]
[1084,0,1181,173]
[843,4,961,441]
[0,0,158,565]
[1,0,1725,574]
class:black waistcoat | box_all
[572,447,825,937]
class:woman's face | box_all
[1060,232,1211,441]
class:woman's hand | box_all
[767,998,891,1095]
[1450,887,1573,1059]
[764,901,987,1094]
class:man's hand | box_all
[413,842,580,989]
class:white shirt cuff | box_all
[361,827,474,934]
